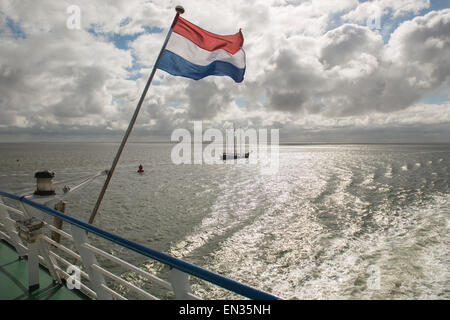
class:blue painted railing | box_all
[0,190,279,300]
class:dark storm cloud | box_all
[185,80,231,120]
[262,49,324,113]
[261,10,450,118]
[320,24,382,68]
[49,66,109,118]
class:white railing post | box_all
[27,241,40,291]
[71,225,112,300]
[169,268,194,299]
[16,217,61,290]
[0,198,26,256]
[36,236,61,281]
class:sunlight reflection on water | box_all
[0,143,449,299]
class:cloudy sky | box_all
[0,0,449,143]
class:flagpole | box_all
[88,6,185,225]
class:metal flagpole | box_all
[88,6,185,225]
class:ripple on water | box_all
[1,143,449,299]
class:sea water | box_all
[0,142,448,299]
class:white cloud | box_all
[0,1,449,142]
[343,0,430,23]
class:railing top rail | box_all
[0,190,279,300]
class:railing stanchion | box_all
[0,190,280,300]
[71,225,112,300]
[0,198,26,256]
[169,268,193,300]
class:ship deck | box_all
[0,240,87,300]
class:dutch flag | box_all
[158,16,246,83]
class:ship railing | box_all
[0,190,278,300]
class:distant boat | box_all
[222,125,249,160]
[222,152,249,160]
[137,164,144,173]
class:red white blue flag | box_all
[158,16,246,83]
